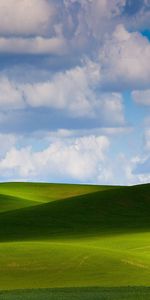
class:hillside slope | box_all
[0,183,150,291]
[0,184,149,241]
[0,182,112,204]
[0,194,39,213]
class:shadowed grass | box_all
[0,183,150,293]
[0,194,40,213]
[0,287,150,300]
[0,182,113,204]
[0,184,149,241]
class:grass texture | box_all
[0,182,149,297]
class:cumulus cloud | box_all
[0,0,55,36]
[116,154,150,185]
[96,93,125,125]
[0,0,149,186]
[0,1,68,56]
[0,132,148,185]
[22,62,98,117]
[63,0,126,43]
[99,24,150,90]
[44,126,131,140]
[0,77,24,109]
[0,0,149,57]
[0,135,110,182]
[20,61,124,123]
[0,133,17,158]
[0,128,148,185]
[0,63,125,125]
[132,90,150,105]
[130,129,150,179]
[0,36,67,55]
[62,0,150,55]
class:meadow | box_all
[0,182,150,299]
[0,287,150,300]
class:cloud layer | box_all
[0,135,110,182]
[99,25,150,90]
[0,0,150,185]
[0,0,55,36]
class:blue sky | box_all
[0,0,150,185]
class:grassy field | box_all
[0,287,150,300]
[0,182,150,298]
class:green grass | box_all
[0,287,150,300]
[0,194,39,213]
[0,232,150,290]
[0,182,149,297]
[0,184,149,241]
[0,182,112,204]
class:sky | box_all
[0,0,150,185]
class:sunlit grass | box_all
[0,182,149,297]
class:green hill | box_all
[0,182,112,204]
[0,184,149,241]
[0,193,38,213]
[0,182,150,298]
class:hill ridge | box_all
[0,184,149,242]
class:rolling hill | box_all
[0,182,150,298]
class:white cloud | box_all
[127,129,150,180]
[62,0,150,56]
[22,62,97,117]
[0,36,67,55]
[132,90,150,106]
[0,130,149,186]
[0,77,24,109]
[104,153,150,186]
[0,0,149,57]
[0,63,125,125]
[0,1,149,187]
[96,93,125,125]
[43,126,131,140]
[117,127,150,183]
[22,63,124,123]
[1,133,148,186]
[99,24,150,90]
[64,0,126,43]
[0,135,110,182]
[0,133,17,158]
[0,0,55,36]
